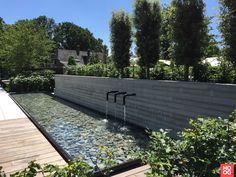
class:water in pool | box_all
[12,93,148,166]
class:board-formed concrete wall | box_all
[55,75,236,136]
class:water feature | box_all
[12,93,148,167]
[105,91,118,119]
[105,101,108,119]
[123,105,126,125]
[122,93,136,126]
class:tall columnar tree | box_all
[219,0,236,67]
[160,6,172,61]
[110,11,132,77]
[171,0,205,81]
[201,17,220,58]
[134,0,161,79]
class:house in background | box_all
[54,49,88,66]
[53,49,107,71]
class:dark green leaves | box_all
[110,11,132,77]
[134,0,161,78]
[139,109,236,177]
[219,0,236,67]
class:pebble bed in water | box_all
[12,93,148,167]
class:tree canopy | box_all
[0,17,5,32]
[54,22,105,52]
[134,0,161,78]
[160,6,172,61]
[171,0,205,81]
[219,0,236,67]
[110,11,132,76]
[33,16,57,40]
[0,20,55,71]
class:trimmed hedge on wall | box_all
[65,63,236,84]
[8,70,55,93]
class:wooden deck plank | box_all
[112,165,150,177]
[0,118,66,176]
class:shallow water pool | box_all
[12,93,148,166]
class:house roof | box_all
[57,49,88,65]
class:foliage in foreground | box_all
[138,110,236,177]
[0,146,116,177]
[0,161,92,177]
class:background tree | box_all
[171,0,205,81]
[33,16,57,39]
[54,22,104,52]
[219,0,236,67]
[134,0,161,79]
[110,11,132,77]
[160,5,172,61]
[0,17,6,79]
[204,34,220,57]
[201,17,220,58]
[102,45,109,64]
[0,20,55,72]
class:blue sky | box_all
[0,0,219,49]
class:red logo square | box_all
[221,164,234,177]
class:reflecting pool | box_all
[12,93,148,166]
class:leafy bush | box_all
[86,64,105,77]
[66,64,120,78]
[65,62,236,83]
[138,110,236,177]
[68,56,76,65]
[193,63,210,82]
[8,70,55,93]
[0,161,92,177]
[0,146,117,177]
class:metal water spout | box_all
[113,92,127,119]
[122,93,136,124]
[105,91,118,119]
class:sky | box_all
[0,0,220,50]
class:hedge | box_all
[8,70,55,93]
[65,63,236,84]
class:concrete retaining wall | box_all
[55,75,236,136]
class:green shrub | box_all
[86,64,105,77]
[105,64,119,78]
[149,63,184,81]
[193,63,210,82]
[65,62,236,83]
[65,64,120,78]
[138,110,236,177]
[0,161,92,177]
[66,65,78,75]
[9,73,54,93]
[0,146,116,177]
[68,56,76,65]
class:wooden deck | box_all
[0,118,66,176]
[113,165,150,177]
